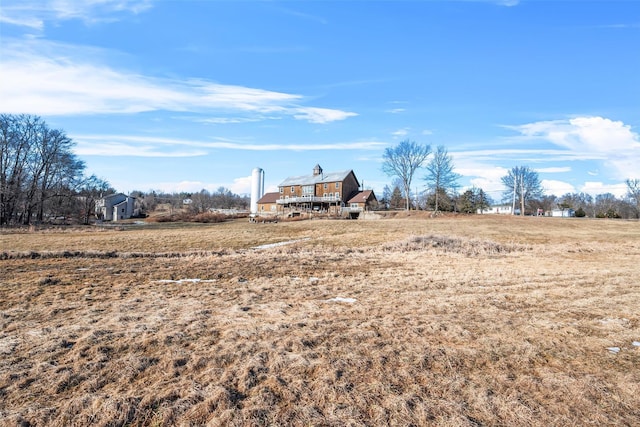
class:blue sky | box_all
[1,0,639,200]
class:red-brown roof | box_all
[257,192,280,204]
[347,190,376,204]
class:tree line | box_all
[0,114,250,226]
[3,116,637,224]
[135,188,249,216]
[0,114,113,225]
[381,139,640,219]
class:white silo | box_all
[250,167,265,215]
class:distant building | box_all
[345,190,378,218]
[95,193,137,221]
[550,208,575,217]
[256,192,280,215]
[256,164,377,218]
[477,204,518,215]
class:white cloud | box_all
[580,181,628,198]
[541,179,576,196]
[0,39,357,124]
[535,167,571,174]
[456,158,509,195]
[293,107,358,124]
[508,116,640,179]
[0,0,153,29]
[386,108,405,114]
[73,134,385,156]
[229,175,253,195]
[497,0,520,6]
[392,128,409,138]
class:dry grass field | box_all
[1,215,639,426]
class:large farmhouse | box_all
[257,164,377,218]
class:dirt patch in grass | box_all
[1,216,639,426]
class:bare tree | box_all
[1,114,34,225]
[626,178,640,218]
[595,193,621,218]
[423,145,460,212]
[77,175,112,224]
[0,114,85,225]
[501,166,543,215]
[382,139,431,210]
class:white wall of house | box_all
[551,209,575,217]
[96,194,135,221]
[477,205,514,215]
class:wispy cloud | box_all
[73,134,385,157]
[496,0,520,6]
[535,167,571,174]
[279,6,328,25]
[0,39,357,124]
[458,0,520,7]
[391,128,410,138]
[587,23,640,30]
[293,107,358,124]
[0,0,154,29]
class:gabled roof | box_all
[257,192,280,204]
[347,190,377,204]
[102,193,135,200]
[102,193,126,199]
[279,170,358,187]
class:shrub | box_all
[192,212,227,223]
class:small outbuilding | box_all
[256,192,281,216]
[344,190,378,218]
[550,208,575,217]
[477,204,517,215]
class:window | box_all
[279,187,283,193]
[335,192,340,198]
[323,183,328,189]
[335,182,340,189]
[302,185,314,195]
[351,203,359,208]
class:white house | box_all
[477,204,519,215]
[550,208,575,217]
[96,193,137,221]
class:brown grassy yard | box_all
[1,215,639,426]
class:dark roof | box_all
[257,192,280,204]
[279,170,358,187]
[347,190,376,204]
